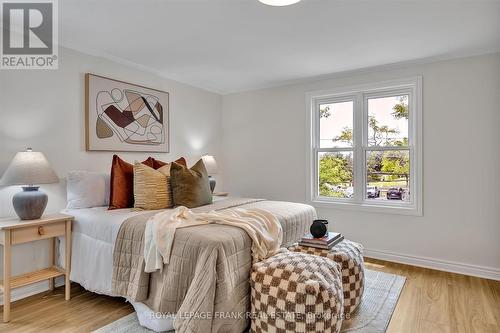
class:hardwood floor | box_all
[0,283,133,333]
[0,259,499,333]
[366,259,500,333]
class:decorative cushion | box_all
[251,251,344,333]
[108,155,186,210]
[288,240,365,315]
[108,155,154,210]
[151,157,187,169]
[66,171,110,209]
[133,162,172,210]
[170,159,212,208]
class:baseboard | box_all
[0,276,65,305]
[364,248,500,281]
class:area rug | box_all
[93,269,405,333]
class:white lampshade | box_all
[259,0,301,6]
[0,149,59,186]
[201,155,218,175]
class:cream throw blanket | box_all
[144,206,283,273]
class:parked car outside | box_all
[386,187,404,200]
[366,186,380,198]
[344,187,354,198]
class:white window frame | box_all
[305,77,422,216]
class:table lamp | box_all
[201,154,218,192]
[0,148,59,220]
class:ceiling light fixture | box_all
[258,0,301,6]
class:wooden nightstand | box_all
[0,213,73,323]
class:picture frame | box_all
[85,73,169,152]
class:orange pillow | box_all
[152,157,187,169]
[108,155,154,210]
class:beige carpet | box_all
[93,269,405,333]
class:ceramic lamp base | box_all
[12,186,48,220]
[209,176,216,193]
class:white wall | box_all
[222,53,500,279]
[0,47,223,301]
[1,48,498,306]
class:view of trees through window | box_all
[318,95,410,202]
[319,151,353,198]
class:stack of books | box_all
[299,232,344,250]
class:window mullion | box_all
[366,146,411,151]
[353,93,364,204]
[317,147,355,153]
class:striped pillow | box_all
[133,162,172,210]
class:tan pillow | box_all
[133,162,173,210]
[170,159,213,208]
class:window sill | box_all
[310,198,422,216]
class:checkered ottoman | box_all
[288,240,365,315]
[250,250,344,333]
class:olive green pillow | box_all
[170,159,213,208]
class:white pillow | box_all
[66,171,110,209]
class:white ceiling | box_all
[59,0,500,94]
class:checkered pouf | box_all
[250,250,344,333]
[288,240,365,315]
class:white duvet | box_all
[61,206,146,294]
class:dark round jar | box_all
[310,219,328,238]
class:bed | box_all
[61,196,316,332]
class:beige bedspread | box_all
[112,198,316,333]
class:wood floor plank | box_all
[366,258,500,333]
[0,284,134,333]
[0,259,498,333]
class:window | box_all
[306,77,422,215]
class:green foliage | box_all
[381,151,409,181]
[366,151,409,183]
[319,187,346,198]
[367,151,383,182]
[393,137,409,146]
[333,127,353,144]
[319,105,330,118]
[319,153,352,196]
[392,96,409,120]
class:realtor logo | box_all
[1,0,58,69]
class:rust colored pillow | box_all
[108,155,154,210]
[152,157,187,169]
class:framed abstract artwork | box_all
[85,73,169,152]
